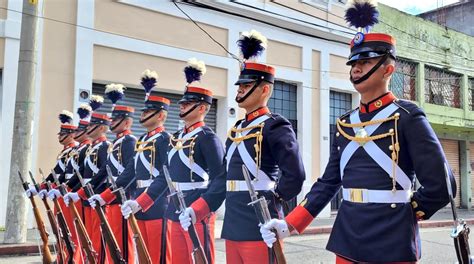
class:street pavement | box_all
[0,227,471,263]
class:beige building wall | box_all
[0,0,7,20]
[330,54,350,80]
[270,0,347,27]
[312,50,321,182]
[95,0,228,57]
[267,39,302,71]
[37,0,77,171]
[93,45,227,97]
[0,38,5,68]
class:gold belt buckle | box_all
[349,188,364,203]
[228,180,236,191]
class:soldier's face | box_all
[58,133,73,145]
[179,102,200,120]
[236,82,266,109]
[350,57,386,94]
[140,110,161,128]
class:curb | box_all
[302,219,474,235]
[0,243,55,256]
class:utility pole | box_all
[3,0,39,244]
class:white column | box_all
[317,51,331,218]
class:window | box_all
[268,81,298,135]
[329,91,352,210]
[469,78,474,111]
[268,80,298,213]
[424,66,462,108]
[389,58,417,101]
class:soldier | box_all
[129,59,226,264]
[117,69,172,263]
[216,30,305,263]
[63,95,111,264]
[26,110,79,263]
[260,1,455,263]
[87,83,137,263]
[63,103,93,194]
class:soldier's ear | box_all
[384,64,395,76]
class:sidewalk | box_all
[0,208,472,256]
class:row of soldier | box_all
[23,2,456,262]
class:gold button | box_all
[416,211,425,219]
[389,145,394,151]
[389,129,394,133]
[411,201,418,209]
[394,113,400,117]
[391,203,396,208]
[374,100,383,108]
[336,132,340,137]
[342,119,346,123]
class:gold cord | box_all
[135,140,156,179]
[169,135,197,182]
[337,113,401,191]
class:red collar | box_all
[63,142,77,150]
[92,136,107,145]
[147,126,165,137]
[359,92,396,113]
[116,130,131,139]
[79,139,91,147]
[185,121,205,134]
[246,107,270,122]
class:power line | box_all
[0,3,472,76]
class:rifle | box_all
[48,170,75,264]
[30,170,66,263]
[18,171,55,264]
[242,165,286,264]
[107,165,152,264]
[445,163,473,264]
[75,169,126,264]
[50,169,98,264]
[162,165,208,264]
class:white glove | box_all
[25,185,38,198]
[121,200,141,219]
[47,189,62,200]
[88,194,105,208]
[179,207,196,231]
[38,189,48,200]
[259,219,290,248]
[63,192,80,207]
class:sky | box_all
[378,0,460,15]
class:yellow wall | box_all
[330,54,350,80]
[311,50,321,182]
[93,45,227,98]
[0,0,7,20]
[0,38,5,68]
[95,0,228,57]
[271,0,347,27]
[267,39,302,71]
[37,0,77,170]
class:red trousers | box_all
[84,205,107,263]
[105,204,135,263]
[55,197,83,263]
[170,214,216,264]
[137,218,171,264]
[225,240,281,264]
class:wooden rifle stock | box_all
[60,183,98,264]
[106,166,151,264]
[83,184,126,264]
[241,165,286,264]
[46,182,75,264]
[18,172,54,264]
[162,165,208,264]
[30,171,66,263]
[128,215,152,264]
